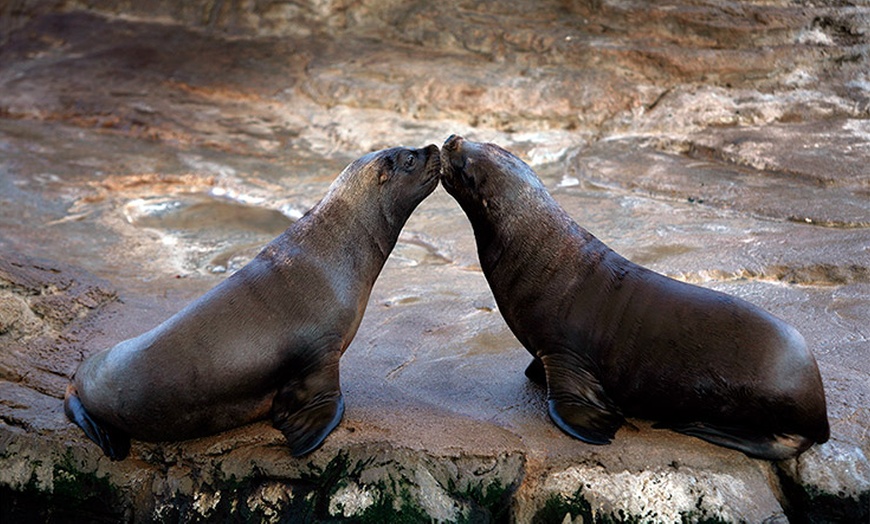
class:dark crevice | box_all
[775,463,870,524]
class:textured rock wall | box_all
[1,1,869,522]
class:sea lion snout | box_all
[416,144,442,195]
[439,135,470,189]
[443,134,464,152]
[423,143,441,156]
[442,135,469,171]
[422,144,441,177]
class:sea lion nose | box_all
[424,144,439,158]
[443,134,464,151]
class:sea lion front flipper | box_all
[542,354,623,445]
[270,357,345,457]
[654,421,813,460]
[63,384,131,461]
[524,358,547,386]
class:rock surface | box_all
[1,1,869,522]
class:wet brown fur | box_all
[65,145,441,460]
[441,135,829,460]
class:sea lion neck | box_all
[471,183,587,275]
[441,136,585,271]
[288,193,396,276]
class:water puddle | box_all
[628,244,697,266]
[390,235,452,267]
[123,193,295,274]
[124,194,293,234]
[119,189,456,275]
[464,327,521,357]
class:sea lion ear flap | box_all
[378,155,393,185]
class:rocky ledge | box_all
[1,1,869,522]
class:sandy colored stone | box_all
[1,2,868,522]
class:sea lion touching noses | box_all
[65,145,441,460]
[440,135,829,460]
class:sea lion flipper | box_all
[547,398,623,445]
[544,358,623,445]
[270,361,345,457]
[524,358,547,386]
[655,421,813,460]
[272,390,345,457]
[63,385,131,461]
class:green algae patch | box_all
[151,452,431,523]
[351,486,430,524]
[531,487,732,524]
[533,487,596,524]
[448,478,513,523]
[1,451,127,523]
[782,481,870,524]
[306,453,434,523]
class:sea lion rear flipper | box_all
[655,421,814,460]
[543,355,623,445]
[271,358,345,457]
[63,384,131,461]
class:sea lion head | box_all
[329,144,441,229]
[440,135,546,222]
[440,135,570,269]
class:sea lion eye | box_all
[402,152,417,171]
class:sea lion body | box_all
[65,145,441,460]
[441,135,829,460]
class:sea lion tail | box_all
[63,384,131,461]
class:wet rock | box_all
[778,440,870,523]
[328,480,376,518]
[535,462,785,523]
[1,1,869,522]
[571,134,870,229]
[1,421,523,523]
[0,251,117,395]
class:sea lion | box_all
[64,144,441,460]
[440,135,829,460]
